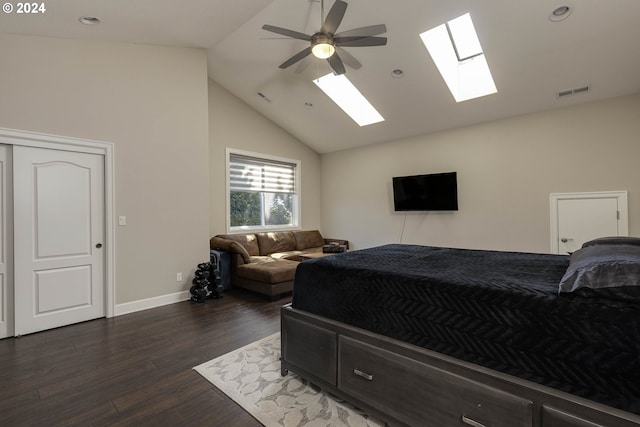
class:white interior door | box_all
[13,146,105,336]
[550,191,628,254]
[0,145,13,339]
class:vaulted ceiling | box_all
[2,0,640,153]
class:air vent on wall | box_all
[557,85,590,98]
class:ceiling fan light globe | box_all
[312,43,335,59]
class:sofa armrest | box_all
[323,238,349,250]
[229,252,247,267]
[210,236,251,263]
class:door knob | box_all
[560,237,573,243]
[96,243,103,248]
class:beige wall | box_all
[3,31,637,308]
[208,80,321,236]
[0,34,210,304]
[321,93,640,253]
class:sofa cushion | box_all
[256,232,296,256]
[236,258,298,283]
[269,251,303,260]
[294,230,325,250]
[216,234,259,256]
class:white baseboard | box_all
[114,290,191,316]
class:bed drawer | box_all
[338,336,533,427]
[282,316,337,385]
[542,406,606,427]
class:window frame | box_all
[225,148,301,233]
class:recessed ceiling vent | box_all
[557,85,590,98]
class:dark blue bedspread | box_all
[292,244,640,414]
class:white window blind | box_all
[229,154,296,194]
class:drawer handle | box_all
[461,415,486,427]
[353,368,374,381]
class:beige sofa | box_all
[210,230,348,300]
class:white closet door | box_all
[0,145,13,339]
[550,191,628,254]
[13,146,105,336]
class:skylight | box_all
[420,13,497,102]
[313,73,385,127]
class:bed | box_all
[280,242,640,427]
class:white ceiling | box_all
[2,0,640,154]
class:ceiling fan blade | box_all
[336,47,361,70]
[335,36,387,47]
[294,56,312,74]
[328,52,346,75]
[321,0,348,34]
[279,47,313,69]
[335,24,387,38]
[262,25,311,41]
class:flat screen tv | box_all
[392,172,458,211]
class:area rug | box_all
[193,333,385,427]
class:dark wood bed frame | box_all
[281,303,640,427]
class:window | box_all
[227,149,300,231]
[419,13,497,102]
[313,73,385,127]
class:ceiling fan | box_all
[262,0,387,75]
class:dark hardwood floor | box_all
[0,289,291,426]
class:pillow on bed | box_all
[559,244,640,297]
[581,236,640,248]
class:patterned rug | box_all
[193,333,384,427]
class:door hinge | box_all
[617,210,620,220]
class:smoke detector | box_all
[549,6,573,22]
